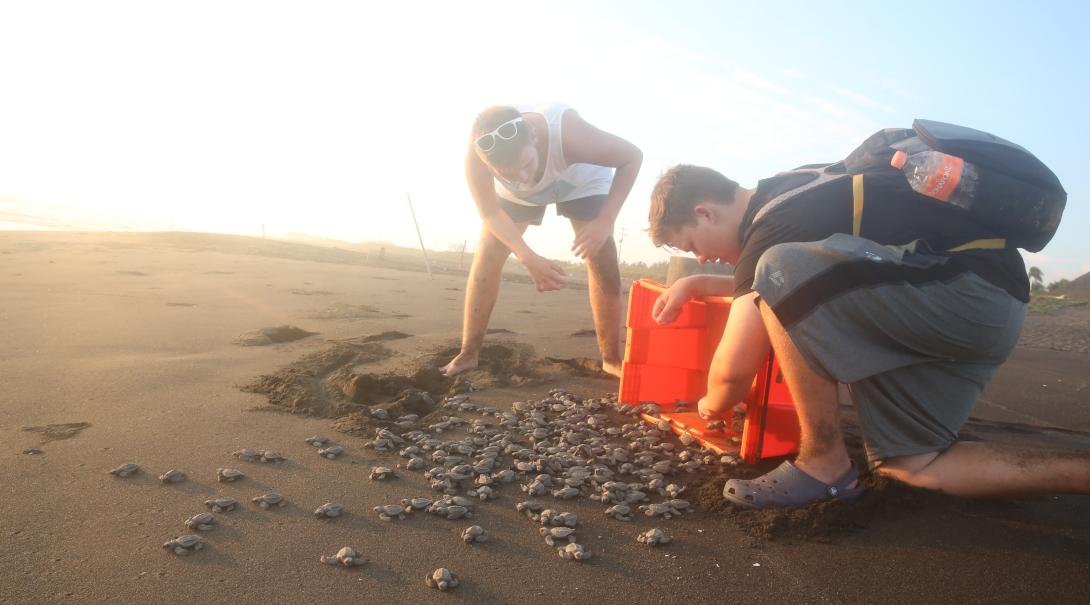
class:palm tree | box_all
[1028,266,1044,292]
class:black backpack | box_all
[843,119,1067,252]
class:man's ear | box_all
[693,203,716,224]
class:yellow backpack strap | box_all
[852,174,864,237]
[947,238,1007,252]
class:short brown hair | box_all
[471,105,531,168]
[648,165,739,246]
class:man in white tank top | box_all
[441,104,642,378]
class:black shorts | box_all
[498,194,607,226]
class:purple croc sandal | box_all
[723,460,864,509]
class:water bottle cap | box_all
[890,150,908,169]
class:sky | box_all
[2,0,1087,281]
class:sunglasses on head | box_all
[474,117,524,152]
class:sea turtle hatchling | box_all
[426,568,459,591]
[158,469,187,484]
[539,526,576,547]
[637,528,671,546]
[108,463,141,478]
[461,525,488,544]
[184,513,216,531]
[260,450,286,463]
[232,448,261,462]
[314,502,345,518]
[204,497,238,513]
[639,503,679,519]
[552,486,580,500]
[369,466,396,480]
[217,468,245,483]
[400,497,432,511]
[318,446,344,459]
[320,546,366,567]
[604,504,633,521]
[557,542,591,561]
[163,534,204,556]
[304,435,330,447]
[252,493,286,509]
[373,504,407,521]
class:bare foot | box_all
[601,360,623,379]
[441,352,479,377]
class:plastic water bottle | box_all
[891,149,979,210]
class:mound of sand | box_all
[242,341,544,433]
[233,325,317,346]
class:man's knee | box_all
[875,452,943,491]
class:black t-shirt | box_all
[733,168,1030,302]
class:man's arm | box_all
[560,110,642,259]
[698,291,772,418]
[465,147,566,291]
[652,274,734,325]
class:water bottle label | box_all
[924,154,964,201]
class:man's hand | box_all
[698,385,742,420]
[571,217,613,260]
[652,276,698,325]
[522,253,567,292]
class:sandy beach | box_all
[3,231,1090,604]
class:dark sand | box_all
[2,231,1089,604]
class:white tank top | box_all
[494,103,614,207]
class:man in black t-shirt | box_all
[647,164,1089,508]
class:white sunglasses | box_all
[474,117,524,152]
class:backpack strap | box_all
[947,238,1007,252]
[850,173,1007,251]
[852,174,864,237]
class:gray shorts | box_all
[499,194,607,226]
[753,234,1027,465]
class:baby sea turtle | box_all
[461,525,488,544]
[705,419,726,432]
[314,502,345,518]
[373,504,407,521]
[639,503,682,519]
[252,493,286,509]
[444,505,470,520]
[369,466,396,480]
[469,485,494,501]
[552,487,580,499]
[318,445,344,459]
[426,568,459,591]
[232,448,261,462]
[184,513,216,531]
[558,542,592,561]
[320,546,366,567]
[204,497,238,513]
[637,528,671,546]
[260,450,286,463]
[163,534,204,556]
[304,435,330,447]
[604,504,633,521]
[217,468,245,482]
[109,463,141,478]
[158,469,187,484]
[516,500,543,520]
[400,497,432,511]
[406,457,427,471]
[539,526,576,547]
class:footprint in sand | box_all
[22,422,92,443]
[486,328,515,335]
[116,270,148,276]
[167,302,196,307]
[570,328,596,337]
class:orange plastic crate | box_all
[619,279,800,464]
